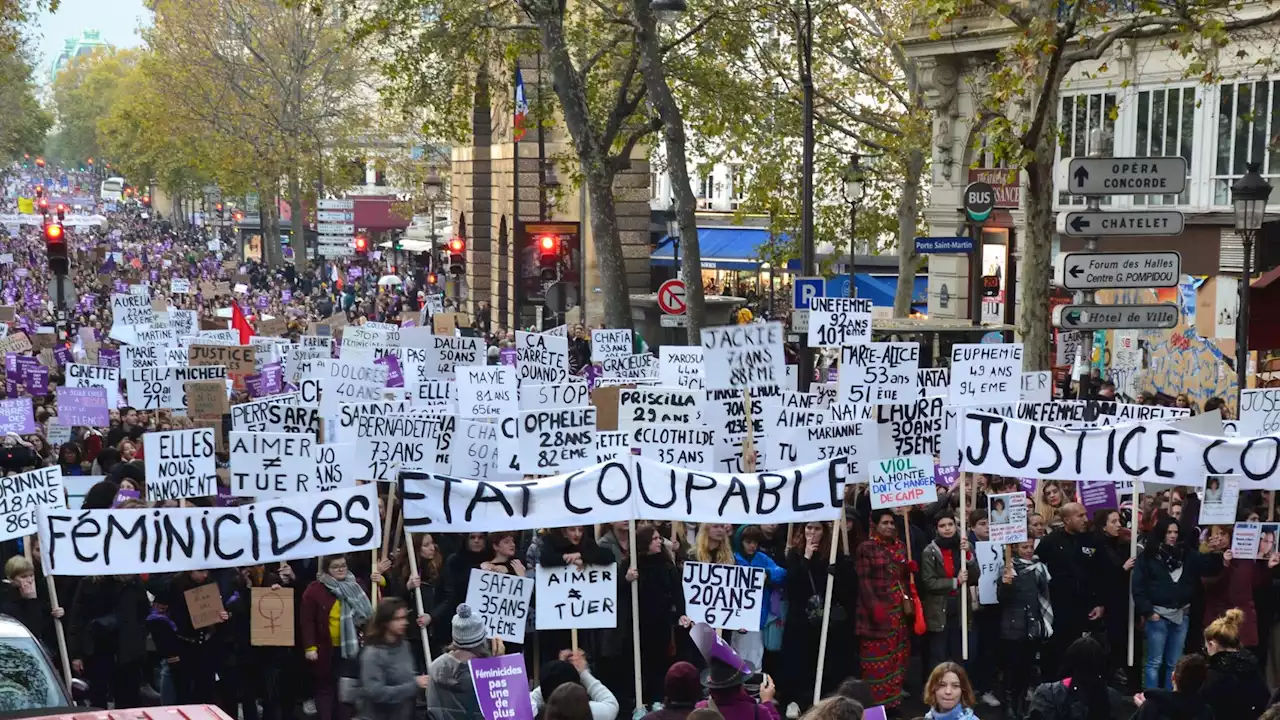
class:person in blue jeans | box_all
[1131,516,1225,690]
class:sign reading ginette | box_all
[1066,157,1188,196]
[1053,303,1179,331]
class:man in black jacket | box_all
[1036,502,1107,680]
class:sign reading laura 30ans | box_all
[38,483,383,576]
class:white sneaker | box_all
[980,692,1002,707]
[303,699,317,716]
[786,702,800,719]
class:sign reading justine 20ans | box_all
[38,483,382,576]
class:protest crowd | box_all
[4,167,1280,720]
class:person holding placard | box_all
[531,648,620,720]
[302,555,374,720]
[854,509,911,712]
[68,570,150,709]
[920,513,978,672]
[997,539,1050,720]
[165,568,231,705]
[783,522,851,712]
[441,533,490,631]
[1091,508,1135,691]
[1201,528,1277,669]
[359,598,430,720]
[628,525,685,708]
[389,533,448,661]
[426,604,491,720]
[729,526,787,669]
[540,526,614,661]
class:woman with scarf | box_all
[1132,517,1224,690]
[1092,508,1134,689]
[921,513,979,670]
[627,525,683,711]
[302,554,374,720]
[997,539,1051,720]
[854,509,911,712]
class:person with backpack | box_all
[427,604,491,720]
[360,598,429,720]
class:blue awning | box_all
[827,274,928,311]
[652,227,786,271]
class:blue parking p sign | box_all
[794,277,825,310]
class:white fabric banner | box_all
[535,564,619,630]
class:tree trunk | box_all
[289,170,307,272]
[633,0,706,341]
[1019,127,1057,371]
[893,147,926,317]
[530,6,634,330]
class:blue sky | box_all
[32,0,149,83]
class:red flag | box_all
[231,303,255,344]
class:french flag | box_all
[514,69,529,142]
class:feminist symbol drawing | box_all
[250,586,295,647]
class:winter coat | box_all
[0,580,47,646]
[1201,561,1266,648]
[1130,689,1213,720]
[440,547,489,628]
[997,564,1048,642]
[426,650,483,720]
[923,706,978,720]
[1131,547,1221,617]
[1035,529,1106,629]
[1026,679,1133,720]
[695,687,781,720]
[530,668,619,720]
[920,541,979,633]
[360,639,421,720]
[67,575,150,663]
[1200,649,1269,720]
[734,550,786,630]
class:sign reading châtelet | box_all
[1056,251,1181,290]
[1067,157,1188,196]
[1053,303,1179,331]
[1057,210,1185,237]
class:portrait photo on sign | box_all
[988,492,1027,544]
[1260,523,1279,560]
[1198,476,1240,526]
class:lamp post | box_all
[651,0,687,23]
[425,166,444,283]
[1232,161,1272,411]
[842,153,864,298]
[665,207,681,278]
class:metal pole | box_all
[513,63,522,325]
[797,0,816,392]
[1238,233,1253,411]
[968,218,982,325]
[537,49,548,222]
[1076,136,1104,398]
[848,200,857,297]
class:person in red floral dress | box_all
[855,508,912,709]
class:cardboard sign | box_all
[0,307,13,323]
[250,586,295,646]
[433,312,458,335]
[0,333,32,354]
[259,317,287,337]
[591,329,633,361]
[185,583,225,629]
[189,345,256,373]
[185,381,229,419]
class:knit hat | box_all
[663,662,702,705]
[452,604,487,650]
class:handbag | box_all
[804,570,847,626]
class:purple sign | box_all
[14,268,26,278]
[0,398,35,434]
[401,319,416,328]
[1079,480,1119,514]
[499,348,517,367]
[57,386,110,427]
[1018,477,1037,495]
[584,363,602,390]
[934,465,960,488]
[215,482,234,507]
[22,365,48,396]
[259,363,283,395]
[374,354,403,388]
[281,289,292,303]
[469,654,534,720]
[348,267,363,280]
[4,353,15,396]
[113,279,127,293]
[112,489,140,508]
[256,296,269,310]
[98,348,120,369]
[53,345,71,367]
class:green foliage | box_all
[47,46,139,166]
[0,45,49,160]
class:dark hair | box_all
[539,660,579,701]
[366,598,408,645]
[1203,397,1227,413]
[870,508,897,526]
[968,508,988,526]
[487,532,516,553]
[1173,654,1208,692]
[1090,509,1118,532]
[832,678,873,707]
[934,512,957,528]
[324,554,349,572]
[82,479,121,510]
[1060,637,1110,720]
[1146,516,1180,549]
[544,683,591,720]
[740,525,765,546]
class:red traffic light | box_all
[86,158,93,166]
[355,235,369,253]
[35,157,44,168]
[232,210,244,222]
[44,223,64,242]
[56,204,66,214]
[427,272,438,285]
[448,238,465,254]
[538,234,558,253]
[38,198,49,211]
[34,185,43,198]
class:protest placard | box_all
[470,654,534,720]
[875,396,946,457]
[170,279,191,295]
[457,366,518,418]
[109,293,154,344]
[312,443,356,493]
[617,388,701,431]
[949,344,1023,407]
[594,431,631,464]
[808,297,873,347]
[0,398,34,434]
[591,329,633,361]
[0,467,63,541]
[518,382,587,412]
[681,561,766,631]
[464,568,533,643]
[231,398,318,436]
[535,564,619,630]
[659,346,705,390]
[700,323,786,391]
[1200,476,1240,525]
[1078,480,1119,516]
[516,331,569,383]
[184,583,225,629]
[56,387,109,427]
[229,432,316,497]
[988,492,1028,543]
[869,455,936,509]
[600,354,656,380]
[839,342,921,405]
[127,365,227,410]
[144,429,217,500]
[186,380,229,418]
[976,541,1004,605]
[631,425,716,470]
[1021,371,1051,403]
[0,332,32,354]
[1239,388,1280,436]
[189,344,256,373]
[449,419,505,481]
[1234,522,1262,560]
[250,586,295,646]
[0,306,13,323]
[354,414,452,481]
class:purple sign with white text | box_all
[470,654,534,720]
[374,354,404,388]
[934,465,960,488]
[0,398,35,434]
[1079,480,1119,515]
[57,386,110,427]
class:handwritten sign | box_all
[700,322,786,391]
[250,586,295,646]
[591,329,633,361]
[535,564,618,630]
[869,454,936,509]
[143,429,217,501]
[681,561,766,632]
[463,568,533,644]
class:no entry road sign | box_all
[658,279,687,315]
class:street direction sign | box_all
[317,211,354,222]
[658,279,687,314]
[317,223,355,235]
[1053,303,1179,330]
[318,199,355,210]
[1057,210,1184,237]
[915,236,975,254]
[794,277,825,310]
[660,314,688,328]
[317,235,353,245]
[1066,157,1187,196]
[1056,251,1181,290]
[318,245,355,258]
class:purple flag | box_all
[0,398,35,434]
[56,386,110,427]
[469,654,534,720]
[374,354,403,388]
[1017,477,1036,495]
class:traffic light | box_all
[56,204,66,222]
[35,157,44,168]
[448,237,465,275]
[215,202,224,217]
[537,233,560,281]
[45,222,69,275]
[141,195,150,206]
[34,186,42,200]
[427,272,438,286]
[232,210,244,223]
[37,197,49,214]
[354,234,369,254]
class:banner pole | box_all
[960,472,969,661]
[1128,479,1141,667]
[571,627,579,654]
[628,520,643,713]
[742,389,757,472]
[403,528,433,667]
[811,507,844,706]
[381,484,398,558]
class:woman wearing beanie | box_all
[427,604,491,720]
[1200,608,1270,719]
[301,555,374,720]
[641,662,702,720]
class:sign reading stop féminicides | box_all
[869,454,936,509]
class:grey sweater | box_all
[359,640,421,720]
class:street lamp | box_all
[425,166,444,269]
[842,153,864,297]
[665,207,681,277]
[1231,161,1273,410]
[651,0,687,24]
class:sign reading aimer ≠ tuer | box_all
[535,564,618,630]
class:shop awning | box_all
[826,274,928,312]
[652,227,784,271]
